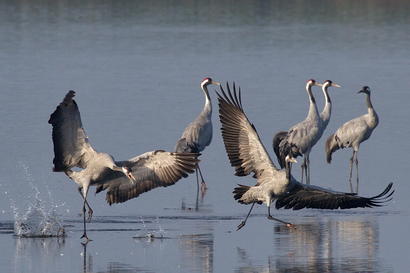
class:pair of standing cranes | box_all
[48,78,392,241]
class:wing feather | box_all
[275,182,394,210]
[48,90,95,171]
[217,83,278,185]
[95,151,200,205]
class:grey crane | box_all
[49,90,200,241]
[326,86,379,193]
[273,80,341,183]
[272,79,323,184]
[217,83,392,230]
[175,77,220,193]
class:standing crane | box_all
[175,77,221,194]
[217,83,392,230]
[49,90,200,241]
[326,86,379,193]
[272,79,322,184]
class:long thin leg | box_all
[306,154,311,185]
[78,188,93,221]
[348,151,355,193]
[301,156,306,183]
[195,168,199,211]
[197,164,207,192]
[355,152,359,194]
[80,186,91,242]
[267,206,293,227]
[237,203,255,231]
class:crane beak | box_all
[212,81,221,86]
[331,83,341,88]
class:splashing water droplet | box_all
[12,164,65,238]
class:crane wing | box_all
[217,83,278,185]
[275,182,394,210]
[48,90,96,172]
[95,151,200,205]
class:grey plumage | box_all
[273,80,340,182]
[325,86,379,193]
[272,79,323,184]
[217,82,392,230]
[175,77,220,191]
[49,90,199,241]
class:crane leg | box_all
[267,206,293,228]
[306,154,311,185]
[348,151,355,193]
[197,164,207,192]
[355,153,359,194]
[301,156,307,184]
[80,186,92,242]
[237,202,255,231]
[194,167,200,210]
[78,188,93,222]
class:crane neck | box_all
[365,92,374,111]
[320,84,332,125]
[201,82,212,114]
[364,92,378,127]
[306,83,319,120]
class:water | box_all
[0,0,409,272]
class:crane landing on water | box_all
[326,86,379,193]
[49,90,200,242]
[217,82,393,231]
[175,77,221,204]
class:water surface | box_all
[0,1,409,272]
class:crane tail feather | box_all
[325,133,339,163]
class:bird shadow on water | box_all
[235,216,393,273]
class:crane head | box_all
[201,77,221,87]
[122,166,136,184]
[307,79,322,87]
[358,86,371,94]
[323,80,341,88]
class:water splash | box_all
[11,162,65,237]
[133,217,167,240]
[13,196,65,237]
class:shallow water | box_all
[0,0,409,272]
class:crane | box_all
[175,77,220,193]
[326,86,379,193]
[49,90,199,241]
[217,83,392,230]
[272,79,322,184]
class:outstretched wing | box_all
[48,90,95,172]
[95,150,200,205]
[275,182,394,210]
[217,83,278,185]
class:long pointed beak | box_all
[315,83,323,87]
[212,81,221,86]
[332,83,341,88]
